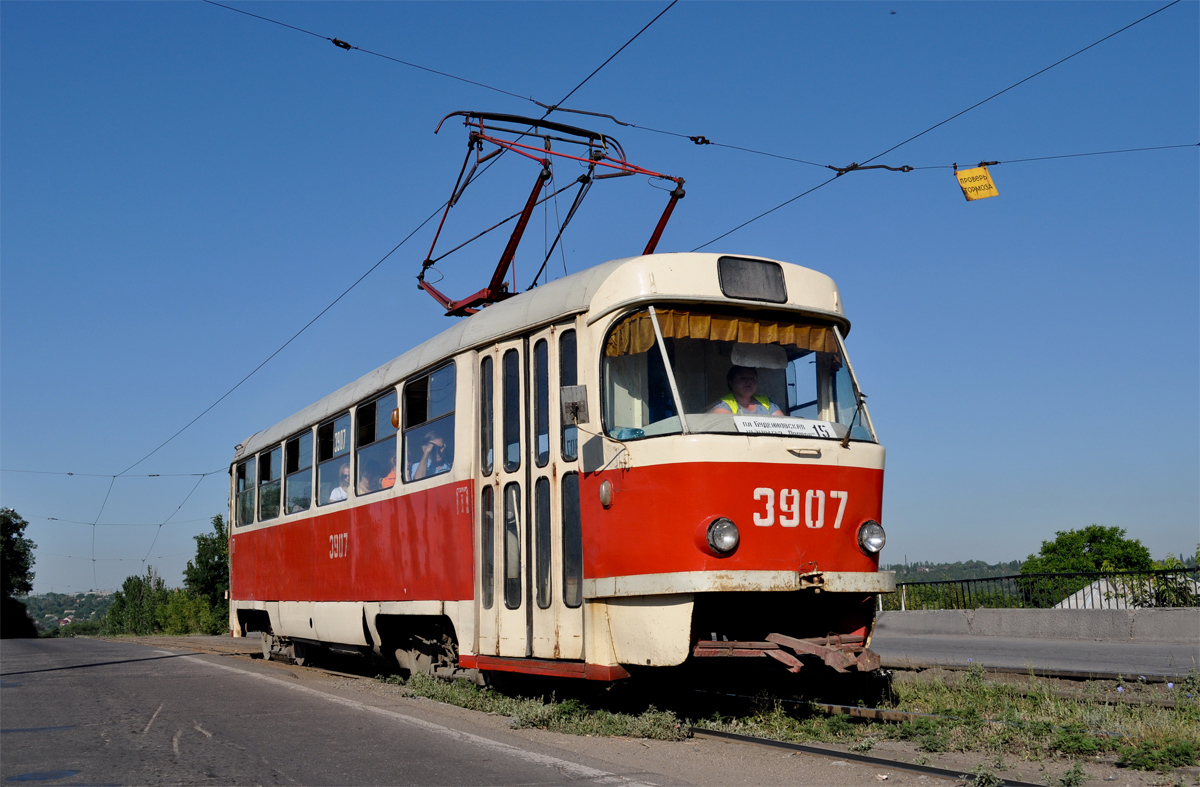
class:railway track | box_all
[884,658,1186,684]
[123,637,1186,784]
[689,727,1046,786]
[122,635,1182,708]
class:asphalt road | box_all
[871,632,1199,678]
[1,637,945,787]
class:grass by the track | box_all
[379,663,1200,776]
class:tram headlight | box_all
[706,518,740,555]
[857,520,886,555]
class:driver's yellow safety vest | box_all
[720,394,772,414]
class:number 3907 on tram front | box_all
[228,252,895,681]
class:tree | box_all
[184,514,228,611]
[102,567,170,635]
[157,589,223,635]
[1,508,36,598]
[1021,525,1153,575]
[102,514,230,637]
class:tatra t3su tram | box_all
[229,253,895,680]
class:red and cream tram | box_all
[229,252,895,680]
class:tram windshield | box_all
[602,308,875,442]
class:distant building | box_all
[1055,577,1200,609]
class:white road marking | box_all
[182,656,651,786]
[193,723,212,738]
[172,729,181,756]
[142,702,164,734]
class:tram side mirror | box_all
[561,385,590,425]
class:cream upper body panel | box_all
[234,253,848,461]
[603,433,885,471]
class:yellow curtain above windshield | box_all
[605,309,836,357]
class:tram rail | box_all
[114,635,1184,709]
[112,636,1190,783]
[689,727,1046,786]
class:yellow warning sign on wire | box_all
[955,166,998,201]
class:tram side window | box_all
[533,339,550,467]
[356,390,398,495]
[235,458,255,527]
[285,430,313,513]
[259,446,281,521]
[535,477,551,609]
[560,330,578,461]
[502,349,520,472]
[480,485,494,610]
[561,473,582,608]
[503,482,522,610]
[404,363,455,482]
[602,311,679,439]
[480,356,493,476]
[317,413,351,505]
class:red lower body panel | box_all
[230,481,475,602]
[460,654,631,681]
[580,461,884,579]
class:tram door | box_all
[476,325,584,662]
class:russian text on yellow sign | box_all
[955,166,998,201]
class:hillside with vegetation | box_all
[881,560,1025,584]
[22,592,114,630]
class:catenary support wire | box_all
[141,474,210,565]
[859,0,1180,167]
[692,0,1184,249]
[200,0,538,105]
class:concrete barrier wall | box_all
[875,608,1199,644]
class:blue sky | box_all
[2,1,1196,593]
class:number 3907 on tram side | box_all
[229,253,895,680]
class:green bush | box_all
[44,619,102,638]
[1117,739,1198,771]
[102,568,170,635]
[1051,727,1112,756]
[157,589,224,635]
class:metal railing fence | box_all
[879,568,1199,611]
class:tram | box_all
[228,252,895,681]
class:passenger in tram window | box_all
[380,454,397,489]
[329,462,351,502]
[411,429,452,480]
[357,461,377,496]
[709,366,783,416]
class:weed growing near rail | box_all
[377,672,688,741]
[695,665,1200,772]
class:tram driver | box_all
[709,365,783,416]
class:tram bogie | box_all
[229,253,895,682]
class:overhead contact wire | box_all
[693,0,1184,248]
[200,0,536,104]
[860,0,1181,166]
[1,468,221,478]
[539,1,676,113]
[435,0,678,282]
[691,175,841,251]
[116,208,442,477]
[90,477,117,590]
[141,474,209,565]
[909,142,1200,170]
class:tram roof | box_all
[234,253,847,461]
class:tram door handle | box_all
[787,448,822,459]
